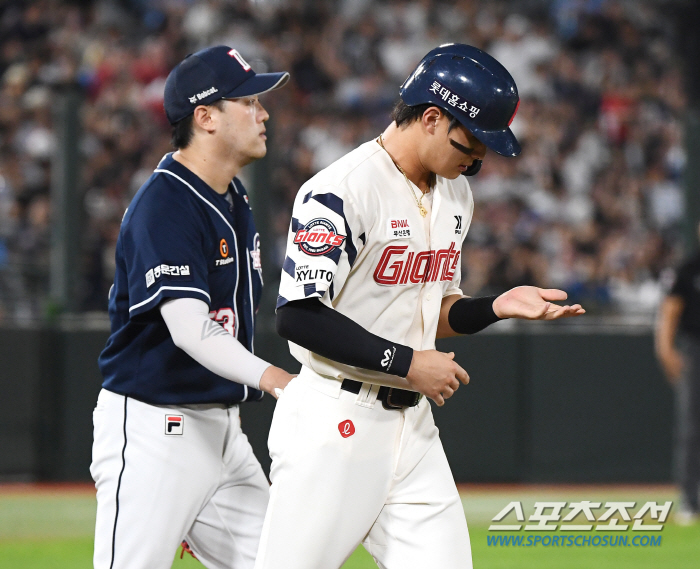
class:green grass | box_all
[1,485,698,568]
[0,536,376,569]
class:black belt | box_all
[341,379,421,410]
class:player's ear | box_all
[422,107,442,135]
[192,105,216,134]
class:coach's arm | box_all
[437,286,585,338]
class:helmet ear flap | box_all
[461,159,482,176]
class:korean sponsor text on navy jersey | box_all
[99,153,264,405]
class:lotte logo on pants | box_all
[338,420,355,438]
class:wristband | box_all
[447,295,502,334]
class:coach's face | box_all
[425,109,486,179]
[217,96,270,164]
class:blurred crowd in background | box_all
[0,0,689,323]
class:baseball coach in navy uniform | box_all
[91,46,293,569]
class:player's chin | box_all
[251,141,267,159]
[438,166,465,180]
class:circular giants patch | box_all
[293,218,346,256]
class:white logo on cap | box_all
[228,49,251,71]
[189,86,219,104]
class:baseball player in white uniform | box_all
[91,47,293,569]
[254,44,584,569]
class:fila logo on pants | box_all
[165,415,184,435]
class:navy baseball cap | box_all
[164,45,290,125]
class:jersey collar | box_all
[157,152,235,212]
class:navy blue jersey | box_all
[99,153,264,405]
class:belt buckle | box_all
[382,388,405,410]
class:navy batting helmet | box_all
[400,43,521,158]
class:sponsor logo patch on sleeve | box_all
[293,264,334,286]
[145,264,191,287]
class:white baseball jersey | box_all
[277,139,474,387]
[259,139,476,569]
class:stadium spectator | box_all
[0,0,688,323]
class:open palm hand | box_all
[493,286,585,320]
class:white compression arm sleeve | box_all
[160,297,271,390]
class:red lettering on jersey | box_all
[338,420,355,438]
[399,252,414,284]
[373,245,408,285]
[410,251,432,283]
[429,247,448,282]
[447,250,460,280]
[374,243,461,285]
[390,219,409,229]
[293,220,346,256]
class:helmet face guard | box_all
[400,44,521,158]
[462,159,482,176]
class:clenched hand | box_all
[406,350,469,406]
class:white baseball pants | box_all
[254,368,472,569]
[91,389,270,569]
